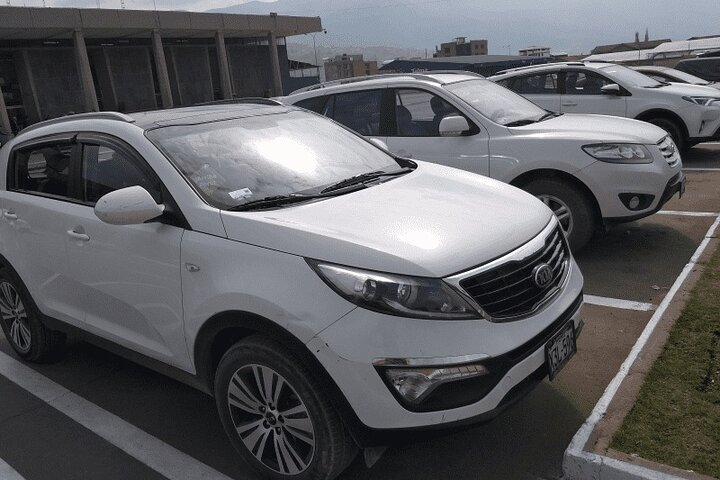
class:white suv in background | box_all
[284,73,685,251]
[490,61,720,151]
[0,105,583,480]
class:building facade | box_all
[518,46,551,57]
[323,54,378,81]
[0,6,322,134]
[434,37,488,58]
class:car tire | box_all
[0,268,66,362]
[647,117,686,152]
[522,178,595,252]
[214,335,358,480]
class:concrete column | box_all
[72,29,99,112]
[267,33,283,96]
[0,84,11,135]
[151,30,174,108]
[215,31,233,100]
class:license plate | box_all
[545,321,576,380]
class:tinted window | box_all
[329,90,382,135]
[564,72,612,95]
[11,143,73,198]
[394,89,466,137]
[81,144,162,204]
[513,73,558,94]
[147,111,399,210]
[294,96,328,114]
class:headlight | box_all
[582,144,652,163]
[682,96,720,107]
[307,260,480,319]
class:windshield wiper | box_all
[320,167,414,194]
[228,193,322,212]
[504,119,538,127]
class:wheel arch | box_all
[193,310,366,443]
[634,109,688,141]
[509,168,602,226]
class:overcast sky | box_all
[8,0,720,55]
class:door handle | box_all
[3,211,17,220]
[561,102,578,107]
[67,229,90,242]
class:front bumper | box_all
[605,171,686,224]
[306,260,584,445]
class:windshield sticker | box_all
[229,188,253,200]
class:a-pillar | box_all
[215,31,233,100]
[267,33,283,96]
[151,30,174,108]
[72,29,99,112]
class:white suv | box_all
[0,104,583,480]
[490,61,720,151]
[284,73,685,251]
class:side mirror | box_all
[369,138,390,151]
[439,115,470,137]
[94,186,165,225]
[600,83,621,95]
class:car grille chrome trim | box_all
[657,136,680,167]
[445,219,570,322]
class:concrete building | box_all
[518,46,551,57]
[0,6,322,134]
[323,54,378,81]
[434,37,488,58]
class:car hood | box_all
[220,162,553,278]
[508,113,667,144]
[650,82,720,97]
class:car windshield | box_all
[147,111,399,210]
[446,79,548,126]
[598,64,663,88]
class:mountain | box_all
[210,0,720,58]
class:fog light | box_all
[628,195,640,209]
[619,193,655,211]
[384,364,490,404]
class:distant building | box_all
[518,46,551,57]
[584,35,720,66]
[324,54,379,81]
[434,37,488,58]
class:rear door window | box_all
[327,90,383,136]
[10,142,75,199]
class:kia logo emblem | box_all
[532,263,553,288]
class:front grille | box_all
[657,136,680,167]
[459,227,569,320]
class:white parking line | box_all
[564,213,720,479]
[0,458,26,480]
[0,350,233,480]
[657,210,720,217]
[583,295,656,312]
[683,167,720,171]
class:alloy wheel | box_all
[227,364,315,476]
[536,194,574,237]
[0,281,31,353]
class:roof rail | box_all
[193,97,284,106]
[291,71,484,94]
[19,111,136,136]
[492,61,585,76]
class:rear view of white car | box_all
[490,61,720,151]
[0,104,583,480]
[284,72,685,251]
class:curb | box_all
[562,214,720,480]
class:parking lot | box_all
[1,144,719,480]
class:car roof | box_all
[632,65,670,72]
[490,61,617,78]
[288,71,484,95]
[15,99,293,138]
